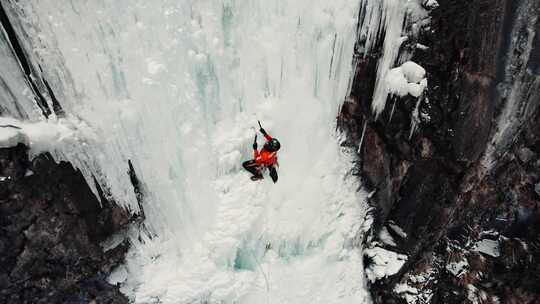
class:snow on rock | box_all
[0,127,27,148]
[446,258,469,277]
[386,67,409,97]
[386,61,427,98]
[422,0,440,10]
[397,269,436,304]
[473,239,501,258]
[388,222,408,238]
[364,246,408,282]
[394,283,419,304]
[409,79,428,97]
[401,61,426,83]
[394,283,418,295]
[0,117,77,153]
[108,265,129,286]
[379,227,397,246]
[416,43,429,50]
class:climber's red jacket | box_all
[253,133,278,166]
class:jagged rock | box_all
[0,144,130,304]
[339,0,540,302]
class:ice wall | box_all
[1,0,370,303]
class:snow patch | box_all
[394,283,419,304]
[473,239,500,258]
[0,127,26,148]
[0,117,78,154]
[386,61,427,98]
[364,246,407,282]
[446,258,469,277]
[401,61,426,83]
[108,265,129,285]
[416,43,429,50]
[422,0,439,10]
[388,222,407,238]
[385,67,409,97]
[379,227,397,246]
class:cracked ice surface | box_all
[1,0,372,303]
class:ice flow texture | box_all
[0,0,361,254]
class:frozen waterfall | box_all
[0,0,374,303]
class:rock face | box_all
[0,144,130,304]
[339,0,540,303]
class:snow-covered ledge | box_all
[364,246,408,282]
[0,117,77,153]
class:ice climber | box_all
[242,121,280,183]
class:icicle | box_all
[409,95,423,139]
[371,0,407,117]
[357,0,408,117]
[388,98,397,123]
[358,120,368,154]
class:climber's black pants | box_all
[242,160,278,183]
[242,160,261,177]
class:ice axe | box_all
[257,120,268,136]
[251,126,258,150]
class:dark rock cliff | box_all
[340,0,540,303]
[0,144,130,304]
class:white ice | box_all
[0,126,25,148]
[394,283,420,304]
[386,61,427,98]
[0,116,90,156]
[0,0,373,303]
[364,246,407,282]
